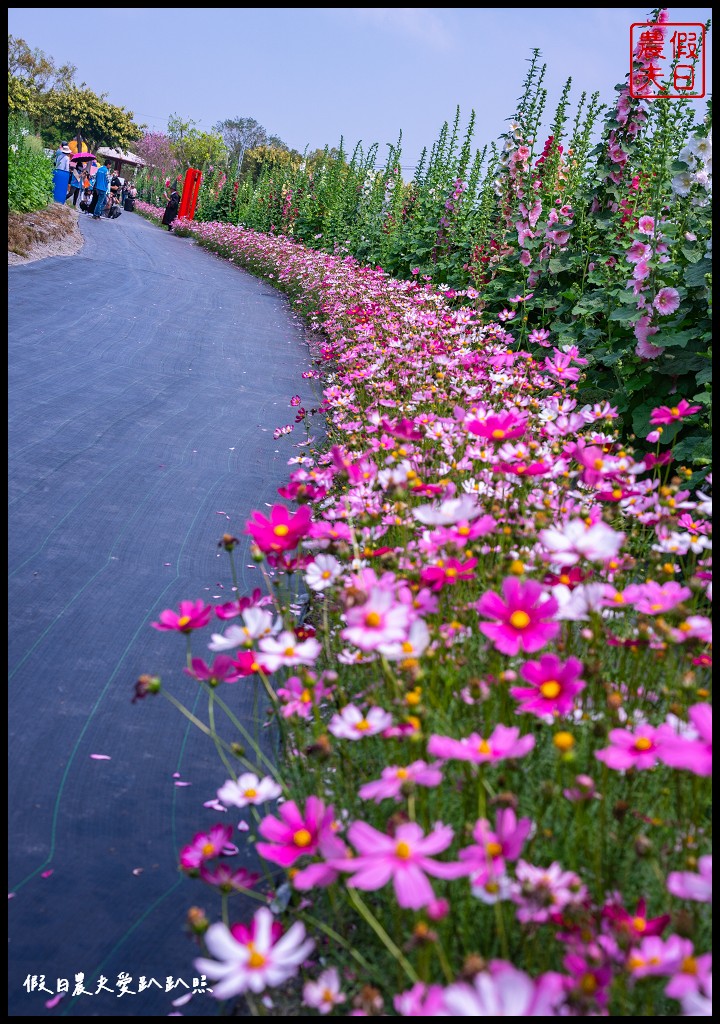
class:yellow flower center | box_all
[247,945,267,970]
[553,732,575,752]
[293,828,313,848]
[178,616,191,627]
[580,974,597,995]
[243,788,257,800]
[486,841,503,858]
[593,458,604,469]
[396,768,409,780]
[670,407,680,416]
[679,621,692,632]
[632,917,647,932]
[283,646,296,657]
[559,574,571,585]
[300,689,312,703]
[540,680,562,699]
[510,610,531,629]
[395,841,412,860]
[354,719,371,732]
[458,526,470,536]
[321,570,331,579]
[365,611,382,628]
[681,956,698,975]
[401,641,414,653]
[273,523,289,536]
[201,842,215,856]
[634,737,652,751]
[491,428,506,439]
[446,567,457,578]
[477,739,491,754]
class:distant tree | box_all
[240,144,303,183]
[131,131,177,177]
[8,34,76,93]
[167,113,227,171]
[213,116,269,173]
[40,86,144,151]
[8,72,42,121]
[266,134,290,152]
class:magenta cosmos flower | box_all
[194,907,314,999]
[656,703,712,777]
[476,578,559,655]
[459,808,533,877]
[152,598,213,633]
[428,723,535,764]
[336,820,468,909]
[245,503,312,553]
[184,654,244,685]
[510,654,586,718]
[256,796,336,868]
[180,824,235,871]
[649,399,702,426]
[421,556,477,592]
[358,761,443,802]
[465,411,527,442]
[594,724,662,771]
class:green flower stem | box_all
[347,889,419,985]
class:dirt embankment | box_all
[8,203,84,266]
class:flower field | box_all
[133,196,711,1014]
[130,10,711,1016]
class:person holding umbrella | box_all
[66,160,85,206]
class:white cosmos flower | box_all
[412,494,483,526]
[328,704,393,739]
[538,519,625,565]
[257,631,321,672]
[194,909,314,999]
[217,773,282,807]
[208,608,277,651]
[304,554,342,592]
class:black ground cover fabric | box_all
[8,212,321,1016]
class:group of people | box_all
[54,141,137,221]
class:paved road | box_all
[8,211,321,1017]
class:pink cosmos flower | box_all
[627,935,687,978]
[459,808,533,878]
[650,399,703,425]
[257,630,321,672]
[184,655,243,685]
[217,773,283,807]
[653,287,681,316]
[466,411,527,442]
[328,704,393,740]
[476,578,559,655]
[510,654,586,718]
[245,504,312,554]
[194,908,314,999]
[341,587,411,651]
[152,599,213,633]
[664,942,712,1000]
[657,704,712,777]
[256,796,336,867]
[358,761,443,802]
[180,824,236,871]
[304,554,343,591]
[630,580,692,614]
[303,967,346,1014]
[394,982,448,1016]
[511,860,587,923]
[667,855,712,903]
[276,675,333,719]
[602,895,670,942]
[594,724,662,771]
[421,556,477,592]
[336,820,468,909]
[427,724,535,764]
[680,976,712,1016]
[442,962,566,1016]
[199,863,261,892]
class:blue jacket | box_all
[94,165,110,192]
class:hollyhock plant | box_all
[653,287,681,315]
[335,820,469,910]
[667,855,712,903]
[255,796,336,867]
[510,654,586,718]
[194,908,315,999]
[152,599,213,633]
[476,578,560,655]
[245,503,312,553]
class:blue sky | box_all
[8,7,712,168]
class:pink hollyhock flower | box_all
[328,704,393,740]
[180,824,236,871]
[459,808,533,877]
[427,723,535,764]
[638,215,656,235]
[245,503,312,553]
[359,761,443,802]
[194,908,314,999]
[653,287,681,316]
[667,854,712,903]
[337,820,468,910]
[657,704,712,776]
[650,399,703,425]
[257,630,321,672]
[510,653,586,718]
[256,796,336,867]
[476,578,559,655]
[466,411,527,442]
[341,587,411,651]
[184,655,244,685]
[665,943,712,1000]
[217,773,283,808]
[442,962,566,1016]
[421,556,477,592]
[538,518,625,565]
[626,240,653,264]
[630,580,692,614]
[303,967,346,1014]
[594,724,662,771]
[152,598,213,633]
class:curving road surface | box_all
[8,211,321,1017]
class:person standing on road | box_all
[162,185,181,230]
[66,160,85,207]
[91,160,111,220]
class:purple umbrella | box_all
[72,152,95,161]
